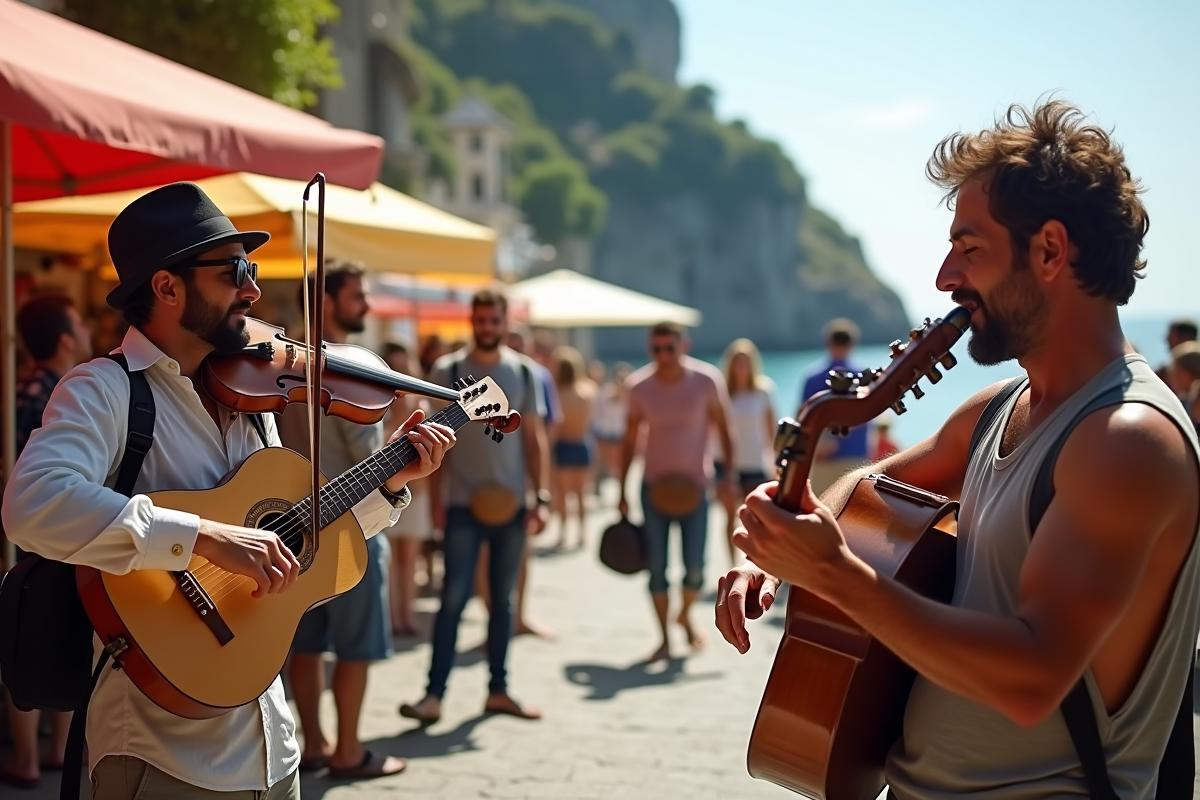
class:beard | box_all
[475,331,502,352]
[335,308,366,334]
[957,259,1048,366]
[181,290,251,354]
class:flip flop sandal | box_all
[0,766,39,790]
[298,756,329,773]
[328,750,406,780]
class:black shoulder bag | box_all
[0,354,154,799]
[969,377,1194,799]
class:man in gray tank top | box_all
[715,100,1200,799]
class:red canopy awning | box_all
[0,0,385,201]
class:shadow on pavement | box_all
[563,658,723,701]
[299,715,490,799]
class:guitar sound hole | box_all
[258,511,304,559]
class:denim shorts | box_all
[293,534,393,661]
[553,440,592,468]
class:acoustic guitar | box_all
[746,308,970,800]
[77,375,510,719]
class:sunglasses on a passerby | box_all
[191,256,258,288]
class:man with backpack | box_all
[1,294,92,790]
[716,101,1199,798]
[0,183,455,799]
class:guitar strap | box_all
[969,377,1193,800]
[58,354,156,800]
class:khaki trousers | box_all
[91,756,299,800]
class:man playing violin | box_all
[716,101,1200,798]
[2,183,456,800]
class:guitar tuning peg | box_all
[889,340,905,359]
[892,399,908,415]
[479,384,489,394]
[927,366,943,384]
[466,374,476,385]
[484,423,494,437]
[492,430,504,443]
[939,353,958,371]
[911,383,925,400]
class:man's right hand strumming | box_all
[194,520,301,598]
[715,564,781,654]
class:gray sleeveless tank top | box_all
[885,354,1200,799]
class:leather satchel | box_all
[647,474,705,517]
[469,484,521,527]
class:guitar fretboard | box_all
[281,402,470,534]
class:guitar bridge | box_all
[171,570,235,646]
[868,473,950,508]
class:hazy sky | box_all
[674,0,1198,323]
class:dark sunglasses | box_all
[192,256,258,288]
[652,344,676,355]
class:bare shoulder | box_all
[1058,402,1197,512]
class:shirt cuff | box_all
[141,506,201,571]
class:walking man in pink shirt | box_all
[618,322,736,661]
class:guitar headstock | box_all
[451,375,522,443]
[773,307,970,512]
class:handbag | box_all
[599,517,647,575]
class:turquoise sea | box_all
[692,314,1175,451]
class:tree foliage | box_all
[62,0,342,109]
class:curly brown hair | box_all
[927,100,1148,305]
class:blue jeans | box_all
[641,483,708,595]
[426,506,527,698]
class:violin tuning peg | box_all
[484,423,494,437]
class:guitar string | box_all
[197,404,475,603]
[191,403,468,591]
[200,431,432,602]
[198,430,434,601]
[192,411,446,596]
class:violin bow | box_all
[302,174,326,551]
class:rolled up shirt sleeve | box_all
[1,361,199,575]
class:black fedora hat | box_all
[106,182,269,310]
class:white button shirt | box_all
[2,327,402,791]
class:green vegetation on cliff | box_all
[410,0,804,238]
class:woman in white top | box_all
[715,339,776,564]
[591,361,632,497]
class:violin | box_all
[202,317,513,429]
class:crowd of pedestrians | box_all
[19,269,1191,790]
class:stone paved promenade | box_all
[9,483,1200,798]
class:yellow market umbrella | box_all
[12,173,496,279]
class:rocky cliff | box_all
[587,192,909,355]
[555,0,680,83]
[553,0,908,355]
